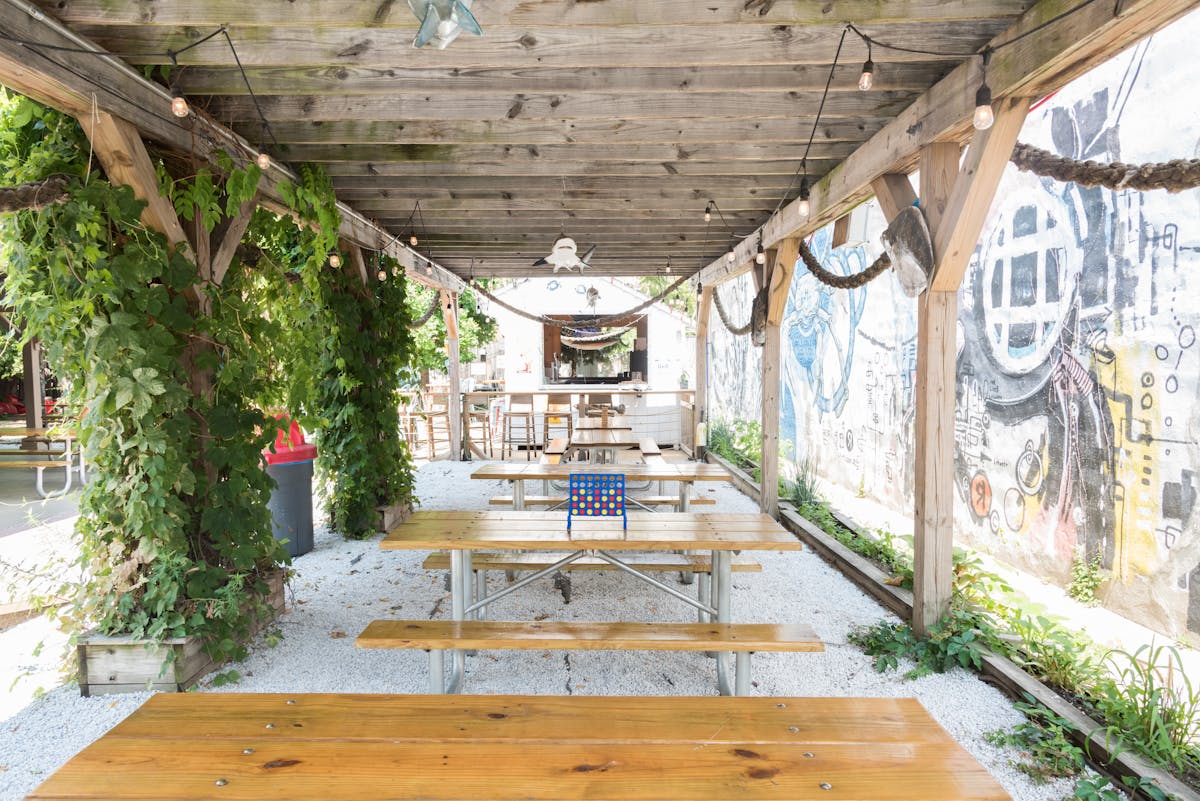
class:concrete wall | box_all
[705,10,1200,642]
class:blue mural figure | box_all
[783,228,870,418]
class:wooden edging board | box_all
[704,451,760,504]
[777,505,1197,801]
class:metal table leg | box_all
[714,550,733,695]
[512,479,525,511]
[735,652,751,695]
[428,649,445,693]
[449,550,467,693]
[678,482,695,585]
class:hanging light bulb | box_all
[858,58,875,91]
[425,261,433,275]
[256,151,271,171]
[377,269,387,281]
[973,81,995,131]
[725,245,736,264]
[703,201,713,223]
[329,253,342,268]
[409,234,419,247]
[755,241,766,265]
[392,266,400,278]
[798,176,811,218]
[665,257,672,274]
[170,88,189,118]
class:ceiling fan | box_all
[532,237,596,274]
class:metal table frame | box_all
[437,544,738,696]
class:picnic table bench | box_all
[473,461,730,512]
[24,693,1012,801]
[0,426,83,498]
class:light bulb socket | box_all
[858,59,875,91]
[703,201,713,223]
[799,176,810,201]
[975,82,992,110]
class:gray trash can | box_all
[264,419,316,558]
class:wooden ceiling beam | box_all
[322,159,835,179]
[331,174,829,193]
[0,2,464,293]
[245,119,879,147]
[695,0,1198,288]
[76,20,1007,69]
[39,0,1033,28]
[348,197,791,212]
[277,141,846,164]
[208,91,918,123]
[179,62,952,97]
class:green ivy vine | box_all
[0,90,281,659]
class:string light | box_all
[409,234,419,247]
[377,268,387,281]
[973,51,995,131]
[798,176,811,218]
[329,253,342,268]
[703,201,713,223]
[755,239,766,265]
[256,151,271,170]
[170,88,189,118]
[858,39,874,91]
[665,256,672,274]
[725,242,736,264]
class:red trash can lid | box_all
[264,416,317,464]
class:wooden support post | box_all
[909,98,1030,637]
[693,285,713,456]
[441,291,463,461]
[22,338,43,430]
[759,238,799,518]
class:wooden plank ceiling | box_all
[30,0,1038,278]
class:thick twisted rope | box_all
[1010,143,1200,192]
[798,238,893,289]
[712,286,753,336]
[468,274,690,327]
[407,291,441,329]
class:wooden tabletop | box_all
[472,462,730,482]
[382,511,804,552]
[570,428,642,448]
[26,693,1010,801]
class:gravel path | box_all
[0,460,1090,801]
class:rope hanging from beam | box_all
[467,274,690,327]
[1010,143,1200,192]
[407,292,442,329]
[711,286,753,336]
[798,239,893,289]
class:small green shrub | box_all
[1072,775,1170,801]
[1003,609,1102,696]
[1090,643,1200,775]
[985,698,1085,783]
[849,604,991,679]
[1068,549,1107,607]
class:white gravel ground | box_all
[0,460,1094,801]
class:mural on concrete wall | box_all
[709,12,1200,641]
[706,271,762,425]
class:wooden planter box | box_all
[76,569,287,696]
[377,501,412,534]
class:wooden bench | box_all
[422,550,760,574]
[0,444,76,498]
[358,619,823,694]
[540,437,569,465]
[488,494,714,507]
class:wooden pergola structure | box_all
[0,0,1193,634]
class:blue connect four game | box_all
[567,473,627,531]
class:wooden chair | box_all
[501,393,535,460]
[423,392,452,460]
[398,393,423,454]
[466,399,493,457]
[582,392,615,417]
[542,393,573,447]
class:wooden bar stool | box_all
[542,393,574,449]
[466,399,493,457]
[502,394,535,461]
[423,392,452,460]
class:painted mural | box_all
[708,10,1200,641]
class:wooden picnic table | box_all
[383,510,800,693]
[0,425,82,498]
[471,461,729,511]
[25,693,1011,801]
[568,426,642,462]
